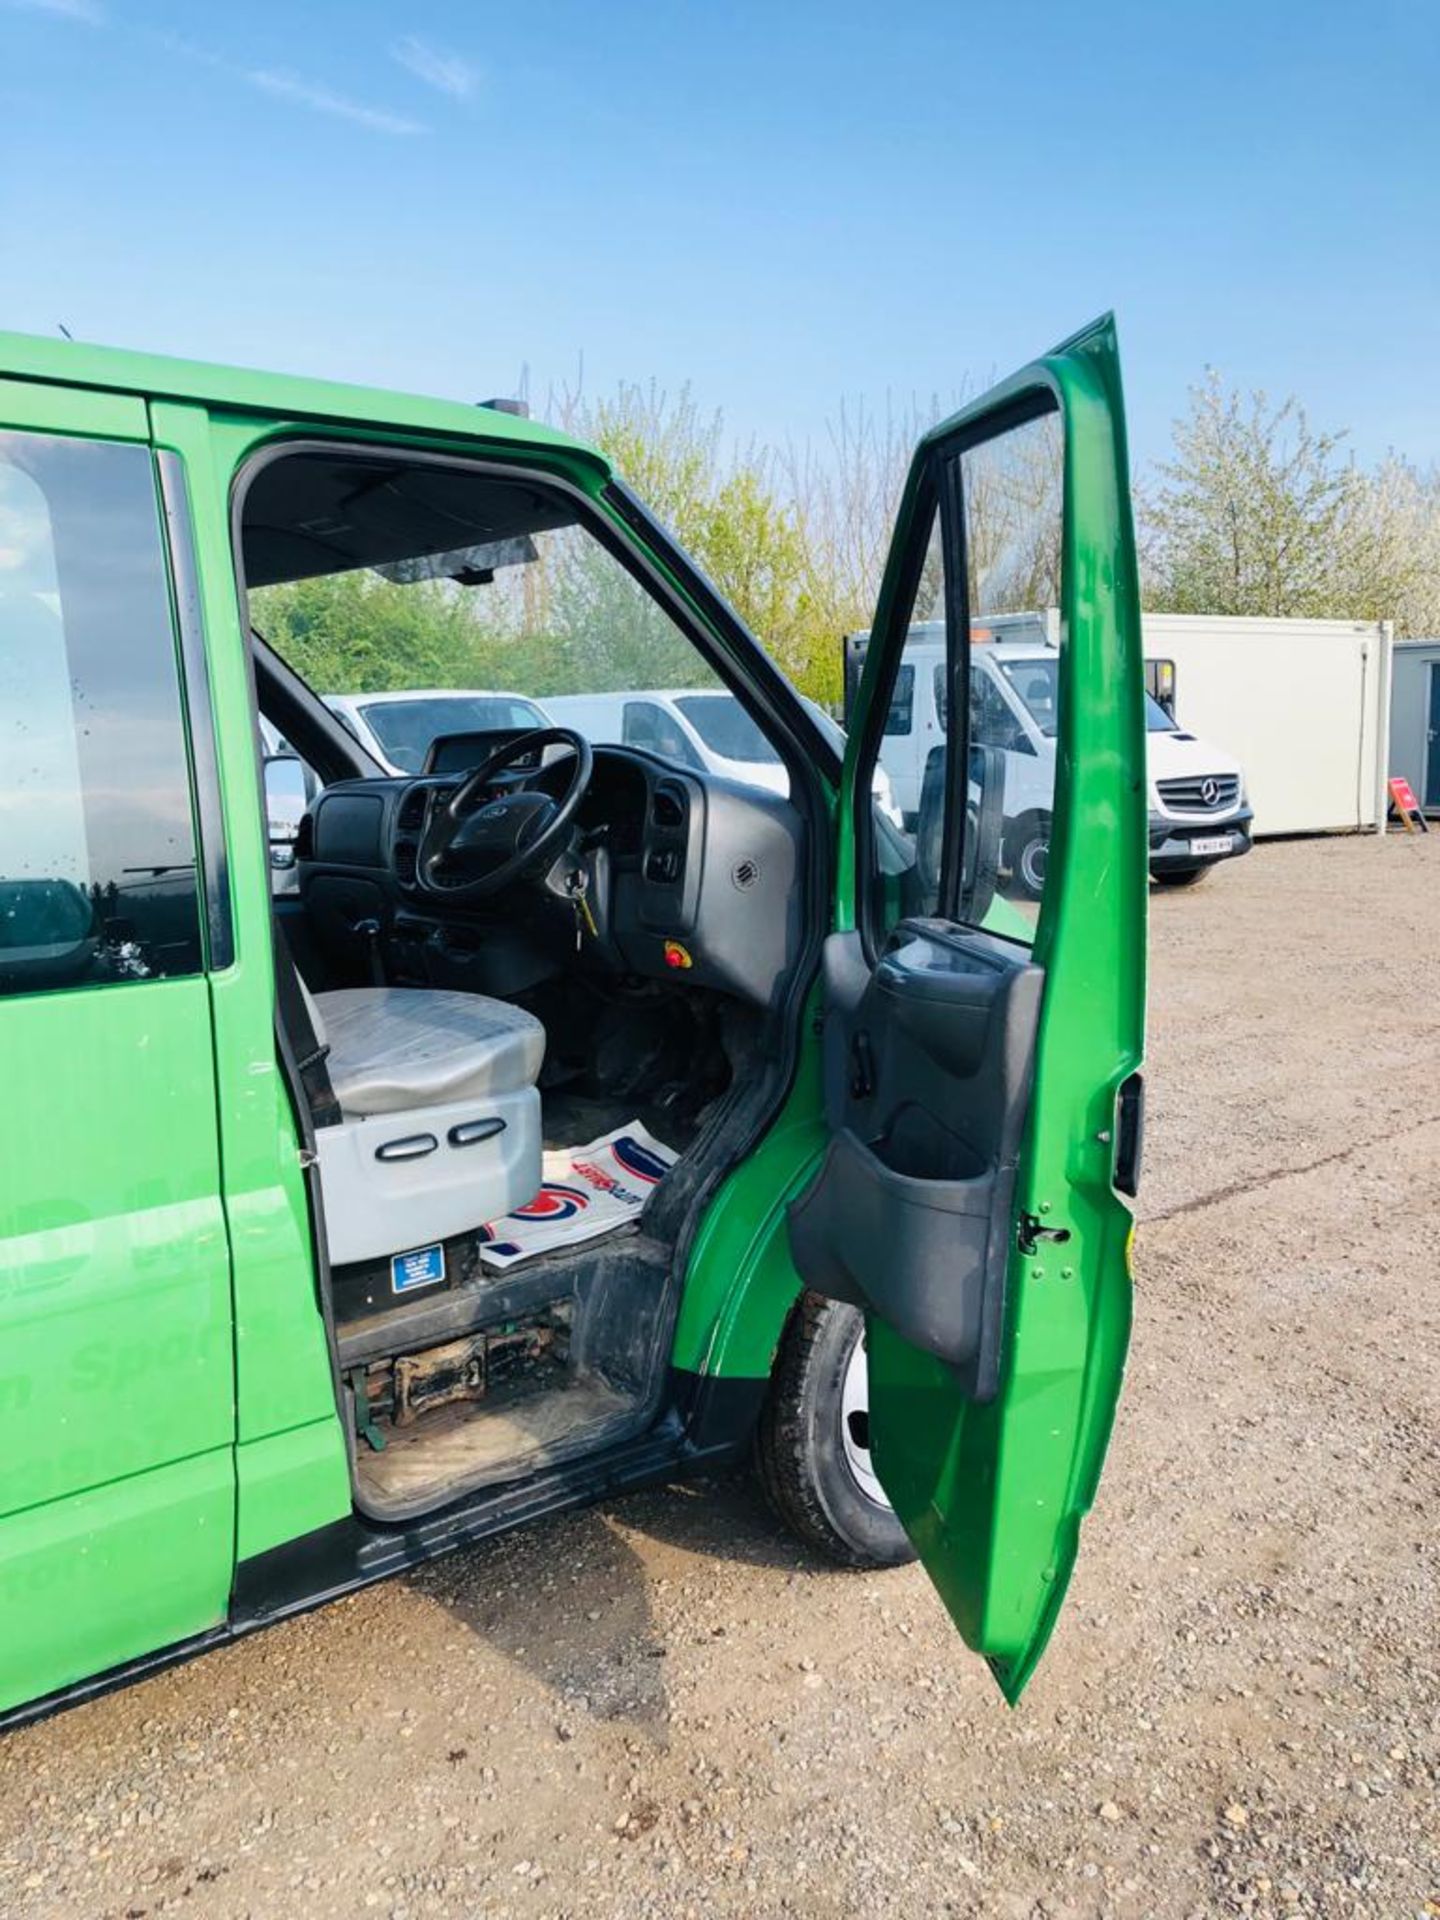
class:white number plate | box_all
[1188,834,1234,857]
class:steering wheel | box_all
[416,727,594,903]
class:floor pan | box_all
[354,1374,635,1517]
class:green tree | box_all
[250,570,498,694]
[1141,373,1385,619]
[554,381,835,699]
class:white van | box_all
[847,622,1253,893]
[543,688,902,822]
[323,688,551,775]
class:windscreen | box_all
[996,658,1174,738]
[995,657,1059,735]
[673,695,776,764]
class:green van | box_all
[0,317,1146,1726]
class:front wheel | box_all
[755,1295,916,1569]
[1007,812,1051,901]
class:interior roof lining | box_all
[241,450,577,587]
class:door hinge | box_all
[1017,1212,1071,1256]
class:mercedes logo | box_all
[1200,778,1219,806]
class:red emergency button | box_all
[663,940,693,970]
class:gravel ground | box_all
[3,834,1438,1920]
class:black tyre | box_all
[1007,812,1050,901]
[755,1294,916,1569]
[1154,865,1209,888]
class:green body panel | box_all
[846,318,1147,1701]
[150,401,353,1562]
[0,374,147,439]
[669,985,826,1378]
[1,1453,233,1708]
[0,330,591,467]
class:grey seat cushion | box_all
[312,987,545,1117]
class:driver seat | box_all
[304,983,546,1269]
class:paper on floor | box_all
[478,1121,677,1270]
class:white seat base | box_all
[315,1084,541,1270]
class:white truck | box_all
[846,619,1253,893]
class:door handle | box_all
[1113,1073,1145,1198]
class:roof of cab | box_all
[0,328,607,471]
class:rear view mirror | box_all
[263,754,311,865]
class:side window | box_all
[962,410,1062,924]
[859,403,1063,941]
[0,432,203,997]
[866,512,950,918]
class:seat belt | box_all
[271,929,342,1129]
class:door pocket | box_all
[787,1127,1014,1400]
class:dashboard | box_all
[298,743,805,1011]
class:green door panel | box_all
[837,317,1147,1701]
[150,403,352,1553]
[0,395,240,1711]
[0,1451,232,1713]
[0,982,233,1515]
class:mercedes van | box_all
[848,621,1252,892]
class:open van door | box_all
[788,317,1147,1702]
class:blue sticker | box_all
[391,1243,446,1294]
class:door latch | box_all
[1017,1212,1071,1256]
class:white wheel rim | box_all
[1022,835,1048,891]
[840,1328,889,1507]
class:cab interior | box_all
[242,444,821,1520]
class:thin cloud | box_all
[4,0,104,22]
[142,31,425,137]
[392,34,476,99]
[246,68,426,135]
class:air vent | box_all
[394,842,418,887]
[397,786,429,832]
[651,783,686,830]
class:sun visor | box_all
[375,533,538,586]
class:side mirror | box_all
[960,745,1006,924]
[263,754,311,867]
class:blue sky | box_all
[1,0,1436,477]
